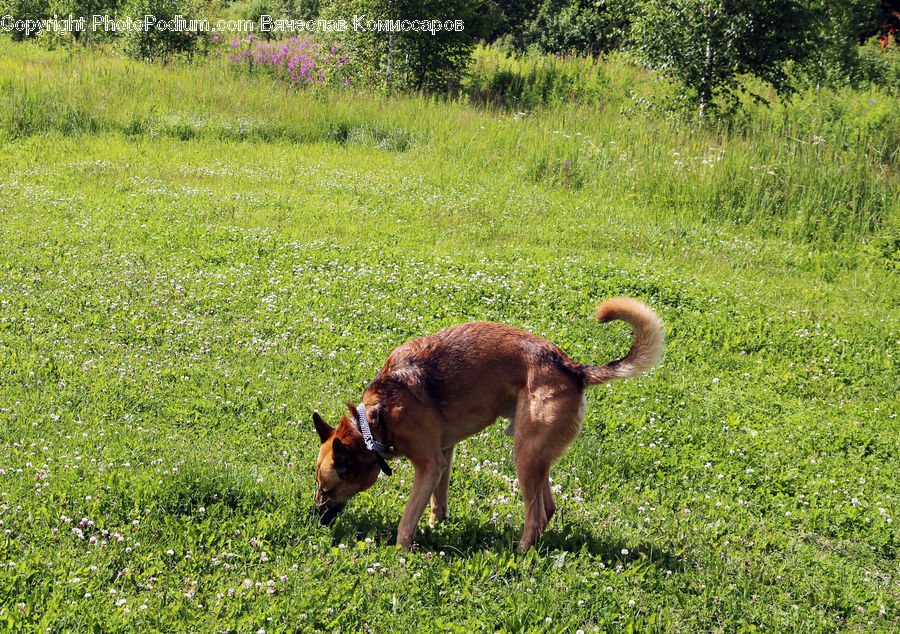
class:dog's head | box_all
[311,403,381,524]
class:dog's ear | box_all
[346,402,358,422]
[368,403,381,426]
[313,412,334,443]
[331,436,351,479]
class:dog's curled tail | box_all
[582,297,664,386]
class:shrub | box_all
[0,0,50,40]
[117,0,206,60]
[320,0,482,92]
[524,0,634,55]
[632,0,816,117]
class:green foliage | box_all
[230,0,285,30]
[801,0,881,88]
[524,0,634,55]
[485,0,634,55]
[855,37,900,89]
[224,0,318,35]
[397,0,483,91]
[0,0,50,40]
[484,0,541,45]
[0,0,123,44]
[632,0,816,116]
[116,0,205,60]
[49,0,126,44]
[321,0,482,91]
[280,0,319,19]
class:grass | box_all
[0,38,898,632]
[2,41,899,244]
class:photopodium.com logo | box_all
[0,14,466,36]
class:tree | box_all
[632,0,816,116]
[805,0,881,87]
[0,0,125,43]
[483,0,541,49]
[525,0,634,55]
[117,0,205,60]
[321,0,486,92]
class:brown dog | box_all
[312,297,663,552]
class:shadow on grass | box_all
[330,506,686,571]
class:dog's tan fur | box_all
[313,297,663,551]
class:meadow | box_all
[0,39,898,632]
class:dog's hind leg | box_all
[542,478,556,523]
[396,452,448,549]
[514,439,552,553]
[429,447,455,527]
[513,388,585,552]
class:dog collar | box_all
[356,403,394,476]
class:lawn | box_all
[0,41,898,632]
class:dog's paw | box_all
[429,507,448,527]
[503,421,515,436]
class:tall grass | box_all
[462,46,634,109]
[1,39,898,246]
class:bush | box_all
[632,0,816,117]
[0,0,50,40]
[799,0,881,88]
[856,39,900,90]
[223,0,318,38]
[117,0,206,60]
[321,0,482,92]
[524,0,634,55]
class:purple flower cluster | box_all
[223,35,349,87]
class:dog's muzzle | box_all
[311,500,346,525]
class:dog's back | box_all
[374,322,575,442]
[378,295,663,413]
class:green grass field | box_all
[0,40,898,632]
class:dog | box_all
[312,297,663,552]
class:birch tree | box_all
[632,0,814,116]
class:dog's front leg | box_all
[396,455,447,549]
[429,447,455,527]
